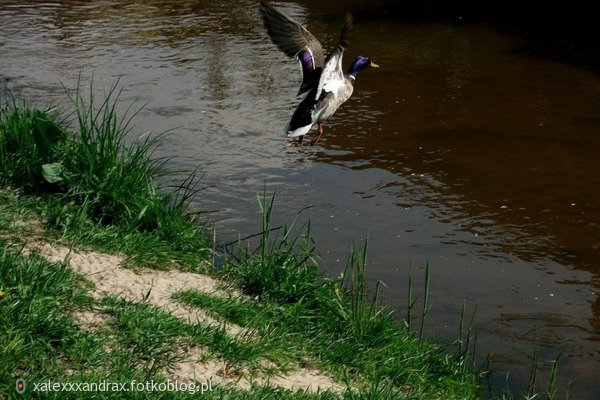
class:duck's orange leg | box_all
[310,123,324,146]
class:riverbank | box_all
[1,88,542,399]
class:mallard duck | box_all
[260,2,379,145]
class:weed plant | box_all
[0,98,67,192]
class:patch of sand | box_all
[26,242,247,336]
[72,309,110,332]
[166,347,344,393]
[21,240,343,394]
[166,347,227,385]
[252,367,344,393]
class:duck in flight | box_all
[260,2,379,145]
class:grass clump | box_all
[224,192,319,304]
[59,82,173,231]
[0,83,209,269]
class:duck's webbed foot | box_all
[287,136,304,146]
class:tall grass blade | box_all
[418,262,430,342]
[527,347,540,397]
[406,263,413,333]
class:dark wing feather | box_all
[259,2,324,64]
[260,2,325,95]
[338,11,353,50]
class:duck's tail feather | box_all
[285,89,317,136]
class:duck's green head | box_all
[348,55,379,78]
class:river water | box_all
[1,1,598,398]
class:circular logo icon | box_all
[16,378,26,394]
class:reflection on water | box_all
[1,1,598,398]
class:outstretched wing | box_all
[260,2,325,95]
[315,12,353,100]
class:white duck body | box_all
[286,49,354,137]
[312,50,355,125]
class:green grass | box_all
[0,247,91,396]
[223,190,320,304]
[0,83,209,269]
[0,83,565,399]
[207,191,482,398]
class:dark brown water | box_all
[1,1,598,398]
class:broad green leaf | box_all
[42,162,64,183]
